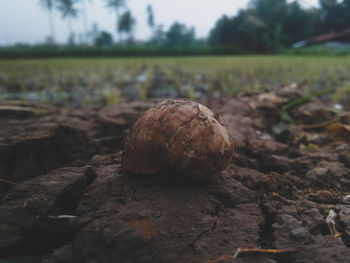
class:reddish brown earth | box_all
[0,91,349,263]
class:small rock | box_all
[290,226,315,244]
[307,190,338,204]
[335,205,350,227]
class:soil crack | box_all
[176,229,210,262]
[176,220,217,262]
[49,166,97,215]
[259,200,276,249]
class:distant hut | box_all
[293,28,350,49]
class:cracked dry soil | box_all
[0,92,349,263]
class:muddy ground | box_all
[0,88,349,263]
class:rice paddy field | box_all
[1,56,350,107]
[1,56,350,263]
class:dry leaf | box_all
[257,93,285,104]
[325,123,350,143]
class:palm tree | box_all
[80,0,92,43]
[118,10,135,43]
[104,0,126,42]
[146,5,154,33]
[57,0,79,39]
[39,0,56,42]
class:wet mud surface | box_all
[0,90,349,263]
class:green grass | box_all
[0,45,242,59]
[0,56,349,107]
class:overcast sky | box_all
[0,0,318,46]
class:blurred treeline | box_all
[1,0,350,58]
[209,0,350,52]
